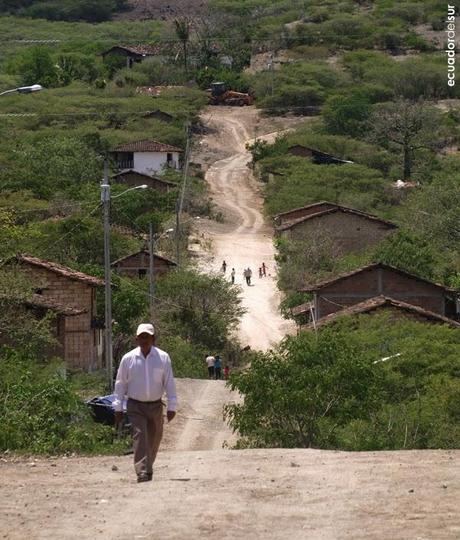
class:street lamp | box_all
[101,169,147,391]
[0,84,43,96]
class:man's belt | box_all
[127,397,162,404]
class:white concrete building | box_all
[113,139,182,175]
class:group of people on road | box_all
[205,353,229,380]
[221,260,268,287]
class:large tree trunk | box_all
[403,144,412,180]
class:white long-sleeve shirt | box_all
[113,346,177,412]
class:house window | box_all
[167,153,173,166]
[138,269,147,278]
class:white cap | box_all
[136,323,155,336]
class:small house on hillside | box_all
[300,295,460,331]
[287,144,354,165]
[112,170,176,194]
[300,263,459,321]
[101,44,174,69]
[112,249,177,278]
[274,201,339,227]
[0,294,87,361]
[12,254,105,370]
[275,205,397,256]
[112,139,182,175]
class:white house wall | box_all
[133,151,180,175]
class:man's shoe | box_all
[137,475,151,483]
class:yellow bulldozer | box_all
[207,82,253,106]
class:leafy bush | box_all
[22,0,125,22]
[156,268,245,351]
[0,350,116,454]
[322,91,372,137]
[225,316,460,450]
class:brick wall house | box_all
[300,296,460,331]
[300,263,459,321]
[112,249,177,278]
[274,201,339,227]
[276,207,397,256]
[112,169,176,194]
[14,254,105,371]
[0,294,86,360]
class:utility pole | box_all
[149,223,155,320]
[175,199,180,265]
[175,121,192,267]
[101,161,113,391]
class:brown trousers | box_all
[127,398,164,478]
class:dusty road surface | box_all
[192,106,296,350]
[2,447,459,539]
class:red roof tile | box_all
[114,139,182,153]
[301,296,460,330]
[300,263,456,293]
[25,294,86,316]
[275,201,335,220]
[112,169,176,186]
[103,44,180,57]
[111,249,177,267]
[16,254,105,287]
[276,206,397,232]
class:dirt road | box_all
[2,446,459,539]
[193,107,295,350]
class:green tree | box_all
[323,91,372,138]
[369,100,442,180]
[16,47,57,87]
[156,268,245,350]
[374,231,437,280]
[225,329,379,448]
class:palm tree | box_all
[174,18,191,73]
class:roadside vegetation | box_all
[1,0,459,453]
[226,314,460,450]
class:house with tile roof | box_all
[299,262,459,322]
[112,169,177,194]
[112,249,177,278]
[12,254,105,370]
[112,139,182,175]
[275,204,397,256]
[0,294,87,361]
[300,295,460,331]
[101,44,180,69]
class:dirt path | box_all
[2,448,459,539]
[161,378,239,451]
[193,106,295,350]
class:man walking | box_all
[113,323,177,483]
[230,268,235,284]
[214,355,222,379]
[205,353,215,378]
